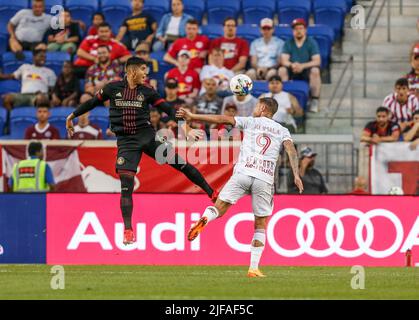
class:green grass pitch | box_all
[1,265,418,300]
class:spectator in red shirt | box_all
[87,13,106,36]
[24,103,60,140]
[164,19,209,73]
[361,107,400,145]
[73,23,131,78]
[166,50,200,105]
[209,17,249,73]
[348,176,370,195]
[70,112,103,140]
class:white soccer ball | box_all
[388,186,404,195]
[230,74,253,96]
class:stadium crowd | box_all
[0,0,333,140]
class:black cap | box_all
[165,78,178,89]
[268,75,282,83]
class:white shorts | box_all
[219,173,274,217]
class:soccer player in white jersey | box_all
[177,97,304,277]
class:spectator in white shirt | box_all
[8,0,51,60]
[200,48,235,97]
[246,18,284,81]
[259,75,304,133]
[383,78,419,131]
[221,93,258,117]
[0,49,56,109]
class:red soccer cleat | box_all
[211,189,219,203]
[187,217,208,241]
[123,229,136,245]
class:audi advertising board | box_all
[47,194,419,266]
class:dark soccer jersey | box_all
[74,80,174,136]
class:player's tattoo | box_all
[284,140,300,178]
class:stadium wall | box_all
[1,194,418,266]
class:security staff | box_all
[9,142,55,192]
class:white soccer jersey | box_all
[233,116,292,185]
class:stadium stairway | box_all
[305,0,419,143]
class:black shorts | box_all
[285,66,316,82]
[116,128,177,173]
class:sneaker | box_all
[187,217,208,241]
[309,99,319,113]
[210,189,219,203]
[247,269,266,278]
[123,229,136,245]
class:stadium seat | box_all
[242,0,275,25]
[307,25,334,69]
[252,81,269,97]
[66,0,99,29]
[182,0,205,23]
[10,106,37,139]
[0,0,28,32]
[200,24,223,40]
[45,52,71,76]
[0,32,8,55]
[274,25,293,41]
[150,50,172,84]
[0,107,7,135]
[101,0,132,35]
[206,0,241,25]
[277,0,311,25]
[313,0,347,40]
[143,0,170,23]
[236,24,260,44]
[89,106,110,138]
[2,51,33,74]
[0,79,21,95]
[49,106,75,138]
[283,80,310,111]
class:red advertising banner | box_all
[47,194,419,266]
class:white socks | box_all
[202,206,219,223]
[250,229,266,270]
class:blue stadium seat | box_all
[182,0,205,23]
[89,106,109,138]
[66,0,99,29]
[313,0,347,40]
[206,0,241,25]
[2,51,33,74]
[200,24,223,40]
[45,52,71,76]
[0,31,8,55]
[237,24,260,44]
[274,25,293,41]
[101,0,132,35]
[0,79,21,95]
[49,106,75,138]
[307,25,334,69]
[10,106,37,139]
[283,80,310,111]
[143,0,170,23]
[277,0,311,25]
[252,81,269,97]
[150,50,172,84]
[0,107,7,135]
[0,0,28,32]
[242,0,275,25]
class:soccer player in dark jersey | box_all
[66,57,217,244]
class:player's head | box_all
[376,106,390,125]
[28,141,44,159]
[253,97,278,118]
[98,23,112,41]
[125,57,148,84]
[394,78,409,101]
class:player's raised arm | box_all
[283,140,304,194]
[66,85,110,137]
[176,107,236,126]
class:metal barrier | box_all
[275,134,357,195]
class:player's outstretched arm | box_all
[176,107,235,125]
[283,140,304,194]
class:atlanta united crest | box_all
[137,93,145,102]
[117,157,125,165]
